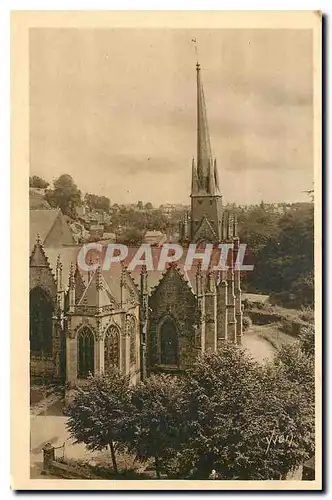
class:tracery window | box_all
[77,327,94,379]
[104,325,120,373]
[160,318,178,366]
[126,316,137,366]
[29,286,54,356]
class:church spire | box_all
[191,157,199,195]
[189,58,223,244]
[195,62,217,195]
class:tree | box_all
[45,174,81,217]
[116,228,143,246]
[29,175,49,189]
[274,334,315,390]
[237,202,314,307]
[298,324,315,357]
[272,337,315,466]
[66,370,133,473]
[144,202,153,210]
[126,374,187,478]
[85,193,110,212]
[174,344,315,479]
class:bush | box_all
[298,324,315,356]
[242,316,252,331]
[299,307,314,323]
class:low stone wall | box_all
[247,310,282,325]
[44,460,100,479]
[247,308,308,337]
[42,441,101,479]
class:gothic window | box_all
[104,326,120,373]
[29,286,54,357]
[126,316,137,366]
[160,318,178,366]
[77,327,94,379]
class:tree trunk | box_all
[155,456,161,479]
[109,441,118,474]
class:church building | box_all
[29,61,243,390]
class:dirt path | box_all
[242,331,276,363]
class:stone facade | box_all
[29,240,141,387]
[147,265,200,373]
[29,61,243,384]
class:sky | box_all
[30,28,313,206]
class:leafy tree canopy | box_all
[84,193,110,212]
[175,344,315,479]
[29,175,49,189]
[126,374,187,478]
[66,370,134,473]
[45,174,81,218]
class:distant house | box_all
[75,204,87,219]
[69,221,90,244]
[89,224,104,241]
[143,230,167,247]
[30,209,75,252]
[101,232,116,243]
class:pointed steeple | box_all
[207,158,216,194]
[191,157,199,195]
[214,158,220,192]
[196,62,213,193]
[189,59,223,244]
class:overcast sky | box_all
[30,28,313,206]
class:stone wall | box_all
[148,267,200,371]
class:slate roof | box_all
[78,269,117,308]
[35,243,236,300]
[30,210,60,252]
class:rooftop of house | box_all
[30,208,75,252]
[30,209,61,250]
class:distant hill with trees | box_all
[236,202,314,308]
[29,173,314,309]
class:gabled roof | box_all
[148,263,195,298]
[192,216,217,243]
[78,268,117,308]
[42,245,124,302]
[30,210,60,252]
[33,243,223,298]
[30,209,75,252]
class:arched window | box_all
[29,286,54,356]
[77,327,94,379]
[104,326,120,373]
[126,316,137,366]
[160,318,178,366]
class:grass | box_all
[252,323,297,350]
